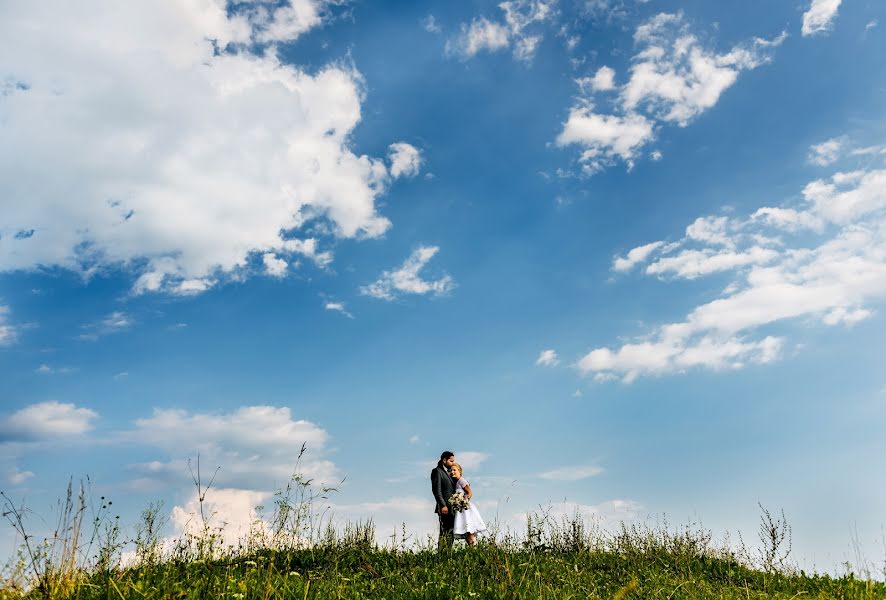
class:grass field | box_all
[2,475,884,598]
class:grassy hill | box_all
[2,478,884,598]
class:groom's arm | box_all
[431,470,448,513]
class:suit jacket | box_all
[430,463,455,514]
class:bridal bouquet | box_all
[447,490,471,513]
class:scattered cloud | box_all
[388,143,423,179]
[408,435,421,444]
[1,401,98,442]
[422,14,441,34]
[536,349,560,366]
[808,137,845,166]
[78,311,133,341]
[324,301,354,318]
[34,364,77,375]
[802,0,842,37]
[7,467,35,485]
[113,371,129,380]
[0,305,17,346]
[557,12,785,175]
[580,66,616,92]
[262,253,289,278]
[584,159,886,382]
[446,0,557,62]
[123,405,338,489]
[539,464,603,481]
[612,241,665,272]
[0,0,414,295]
[360,246,455,301]
[455,451,490,471]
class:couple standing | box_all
[430,450,488,549]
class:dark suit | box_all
[431,462,455,549]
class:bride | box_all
[450,463,487,545]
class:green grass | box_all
[4,542,885,599]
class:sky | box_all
[2,0,886,575]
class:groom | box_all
[430,450,456,550]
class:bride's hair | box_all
[451,463,463,476]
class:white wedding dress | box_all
[452,477,487,537]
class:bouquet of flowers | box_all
[447,490,471,513]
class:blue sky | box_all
[2,0,886,573]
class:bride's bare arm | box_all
[463,482,473,500]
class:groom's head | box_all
[439,451,455,469]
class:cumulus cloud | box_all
[262,253,288,278]
[0,0,414,295]
[539,465,603,481]
[446,0,557,62]
[170,487,271,549]
[802,0,842,36]
[324,301,354,318]
[557,12,784,175]
[0,305,16,346]
[583,158,886,382]
[124,405,338,489]
[808,137,845,166]
[388,143,423,179]
[536,349,560,366]
[360,246,455,301]
[612,241,665,272]
[579,66,616,92]
[1,401,98,442]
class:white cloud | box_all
[612,241,665,272]
[1,401,98,441]
[645,246,779,279]
[556,109,655,173]
[171,487,271,549]
[580,66,617,92]
[802,0,842,37]
[324,301,353,318]
[446,0,557,62]
[0,305,17,346]
[360,246,455,301]
[446,17,511,58]
[0,0,414,295]
[78,311,133,341]
[454,451,489,471]
[539,465,603,481]
[579,162,886,382]
[808,137,845,166]
[557,13,784,174]
[34,364,77,375]
[8,468,35,485]
[388,143,422,179]
[408,435,421,444]
[124,405,338,489]
[536,349,560,366]
[262,253,288,278]
[422,15,441,34]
